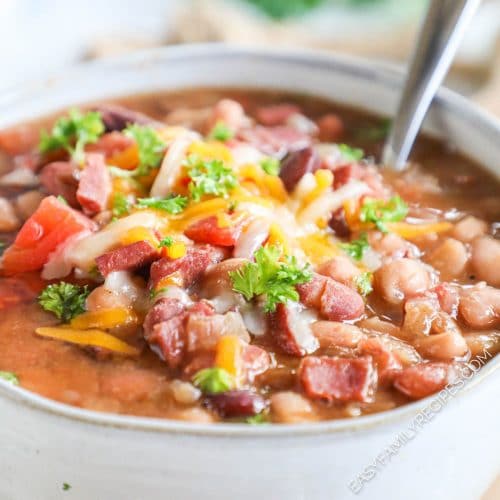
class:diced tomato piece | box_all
[2,196,96,274]
[184,216,242,247]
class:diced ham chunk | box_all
[237,126,311,157]
[299,356,376,402]
[255,104,300,126]
[76,153,112,215]
[333,163,364,190]
[150,244,227,289]
[298,273,364,322]
[269,302,319,357]
[87,131,134,157]
[393,362,460,400]
[184,216,243,247]
[241,344,272,383]
[39,161,79,207]
[358,337,402,384]
[95,241,159,277]
[279,147,320,192]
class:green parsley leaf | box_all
[39,109,104,163]
[260,157,281,176]
[124,124,166,177]
[159,236,174,248]
[38,282,90,323]
[229,245,312,312]
[0,241,6,257]
[185,154,238,202]
[354,271,373,297]
[62,483,71,491]
[112,193,131,217]
[245,0,326,19]
[338,143,364,162]
[192,367,235,394]
[0,371,19,385]
[136,194,188,214]
[340,232,369,261]
[359,195,408,233]
[209,121,234,141]
[56,195,68,205]
[246,412,269,424]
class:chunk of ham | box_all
[358,337,402,384]
[86,131,133,158]
[269,302,319,357]
[255,104,300,126]
[76,153,112,215]
[241,344,272,383]
[299,356,376,402]
[316,114,344,142]
[278,146,320,192]
[393,362,461,400]
[297,273,365,322]
[150,244,227,289]
[184,216,243,247]
[237,126,311,157]
[95,240,160,277]
[39,161,79,207]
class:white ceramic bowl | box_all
[0,45,499,500]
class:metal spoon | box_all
[382,0,481,171]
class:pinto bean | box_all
[202,258,247,297]
[413,331,468,361]
[172,407,215,423]
[0,197,21,232]
[14,190,45,221]
[452,216,487,243]
[358,316,402,338]
[311,321,365,349]
[463,331,500,357]
[369,232,419,259]
[459,285,500,328]
[207,99,248,133]
[426,238,468,281]
[471,236,500,287]
[169,380,201,405]
[205,390,266,418]
[270,391,317,423]
[278,146,321,192]
[317,255,361,287]
[374,258,435,305]
[402,296,440,339]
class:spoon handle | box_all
[382,0,481,171]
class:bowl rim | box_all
[1,43,499,438]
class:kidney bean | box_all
[279,146,320,192]
[205,390,266,418]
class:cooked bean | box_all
[169,380,201,405]
[471,236,500,287]
[206,390,266,418]
[414,331,468,361]
[374,258,435,305]
[426,238,468,281]
[459,285,500,328]
[279,146,320,192]
[207,99,248,133]
[452,216,487,243]
[463,332,500,357]
[0,197,21,231]
[270,391,317,423]
[14,190,45,221]
[311,321,365,348]
[317,255,361,287]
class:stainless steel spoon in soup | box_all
[383,0,481,171]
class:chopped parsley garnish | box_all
[209,121,234,141]
[159,236,174,248]
[185,154,238,201]
[260,157,280,176]
[354,271,373,297]
[338,143,364,162]
[340,232,369,261]
[39,109,104,164]
[112,193,131,217]
[38,282,90,323]
[0,371,19,385]
[245,0,326,19]
[124,124,166,177]
[192,367,235,394]
[62,483,71,491]
[57,195,68,205]
[246,412,269,424]
[136,194,188,214]
[359,195,408,233]
[229,245,312,313]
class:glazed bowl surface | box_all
[0,44,499,500]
